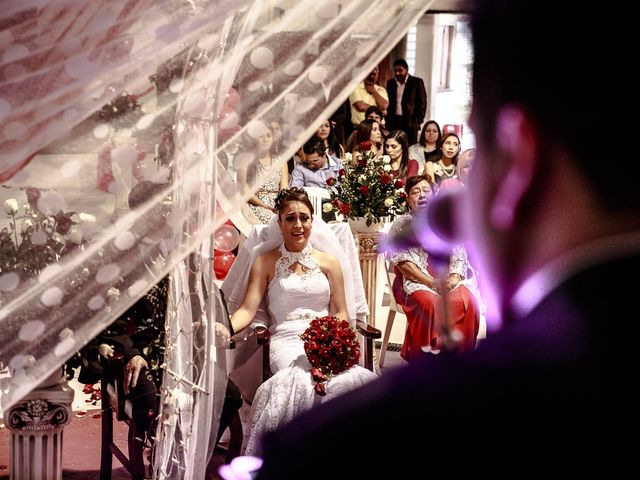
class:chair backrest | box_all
[303,186,330,218]
[385,260,405,315]
[100,352,147,479]
[465,263,487,342]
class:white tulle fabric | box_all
[0,1,435,477]
[244,243,376,455]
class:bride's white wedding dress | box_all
[244,244,377,455]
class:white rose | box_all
[22,219,33,231]
[383,164,392,172]
[322,202,334,213]
[344,152,352,162]
[4,198,18,215]
[358,175,367,183]
[384,198,395,208]
[382,155,391,164]
[78,212,96,223]
[68,228,83,244]
[106,287,120,300]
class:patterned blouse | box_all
[386,213,468,296]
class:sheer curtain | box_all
[0,1,435,477]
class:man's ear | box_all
[489,106,538,231]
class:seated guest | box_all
[386,175,480,361]
[384,130,419,181]
[365,105,388,138]
[345,118,383,158]
[217,188,377,456]
[78,181,169,479]
[343,106,388,151]
[408,120,442,176]
[236,124,289,224]
[425,132,461,186]
[315,119,345,160]
[290,136,342,189]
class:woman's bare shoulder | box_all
[313,249,341,271]
[254,248,280,268]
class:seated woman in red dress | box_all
[386,174,480,361]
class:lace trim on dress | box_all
[275,243,318,277]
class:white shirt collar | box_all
[511,230,640,318]
[396,73,410,85]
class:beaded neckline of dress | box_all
[277,243,317,272]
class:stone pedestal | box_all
[350,230,387,327]
[4,378,74,480]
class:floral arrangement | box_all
[299,315,360,395]
[323,141,407,226]
[1,187,95,278]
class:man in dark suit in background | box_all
[254,1,639,478]
[385,58,426,145]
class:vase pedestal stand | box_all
[348,220,388,330]
[3,377,74,480]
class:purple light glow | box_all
[218,455,263,480]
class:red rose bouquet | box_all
[300,315,360,395]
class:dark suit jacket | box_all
[386,75,427,128]
[256,253,638,478]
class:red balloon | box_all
[213,250,235,280]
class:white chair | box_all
[378,260,406,369]
[465,264,487,343]
[302,186,331,218]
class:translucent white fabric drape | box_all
[0,1,435,478]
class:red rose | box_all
[338,203,351,215]
[314,382,327,396]
[360,141,372,151]
[311,368,328,382]
[301,315,360,395]
[394,179,404,189]
[55,213,74,235]
[308,353,321,365]
[380,173,391,184]
[338,168,346,177]
[326,177,336,186]
[359,185,370,195]
[357,158,368,168]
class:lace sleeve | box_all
[449,245,469,278]
[386,214,413,264]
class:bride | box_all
[220,187,377,455]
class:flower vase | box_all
[347,217,386,234]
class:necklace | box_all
[439,160,456,178]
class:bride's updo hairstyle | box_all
[275,187,314,216]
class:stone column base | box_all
[4,379,74,480]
